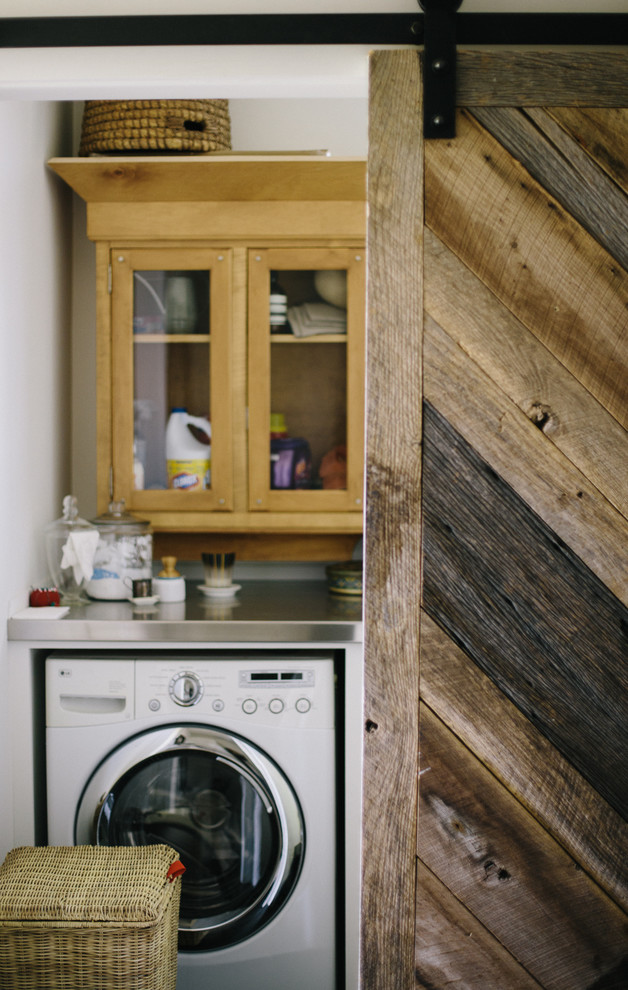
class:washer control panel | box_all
[134,655,334,729]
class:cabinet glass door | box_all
[248,248,365,513]
[111,248,232,511]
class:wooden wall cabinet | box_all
[48,157,366,559]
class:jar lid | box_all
[92,499,150,532]
[46,495,97,535]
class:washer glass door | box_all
[75,724,305,950]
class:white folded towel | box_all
[60,530,99,584]
[288,302,347,338]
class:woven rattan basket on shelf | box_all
[79,99,232,155]
[0,845,184,990]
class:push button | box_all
[242,698,257,714]
[295,698,311,713]
[269,698,284,714]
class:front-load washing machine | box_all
[45,651,338,990]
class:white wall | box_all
[0,101,74,856]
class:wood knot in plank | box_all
[105,165,138,183]
[483,859,512,886]
[427,795,488,862]
[524,400,560,435]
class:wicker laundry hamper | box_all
[79,99,232,155]
[0,845,185,990]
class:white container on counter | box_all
[85,500,152,600]
[153,556,186,603]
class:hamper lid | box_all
[0,845,182,924]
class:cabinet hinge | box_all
[107,263,113,294]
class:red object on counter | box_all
[30,587,61,607]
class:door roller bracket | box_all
[419,0,463,139]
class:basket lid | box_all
[0,845,181,924]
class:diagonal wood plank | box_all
[415,859,544,990]
[425,109,628,429]
[420,611,628,914]
[547,107,628,194]
[424,229,628,521]
[418,706,628,990]
[470,106,628,269]
[424,313,628,604]
[422,400,628,820]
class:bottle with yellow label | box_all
[165,408,211,491]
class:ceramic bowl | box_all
[325,560,362,597]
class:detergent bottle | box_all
[165,408,211,491]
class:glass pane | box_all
[133,270,209,336]
[132,270,211,492]
[270,270,348,492]
[97,751,281,932]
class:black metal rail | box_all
[0,13,626,48]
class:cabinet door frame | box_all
[109,246,233,512]
[247,246,365,514]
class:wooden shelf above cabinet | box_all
[47,155,367,204]
[47,156,367,242]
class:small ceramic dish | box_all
[198,583,241,600]
[128,595,160,607]
[325,561,363,597]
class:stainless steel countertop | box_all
[8,581,363,643]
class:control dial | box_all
[169,671,203,707]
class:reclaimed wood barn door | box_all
[363,50,628,990]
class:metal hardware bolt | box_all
[218,255,224,261]
[432,58,448,72]
[355,255,362,262]
[256,498,262,505]
[219,498,225,505]
[117,256,124,262]
[431,114,446,128]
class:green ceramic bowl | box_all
[326,560,363,597]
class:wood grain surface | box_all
[362,49,424,990]
[420,612,628,914]
[425,109,628,429]
[423,312,628,605]
[422,401,628,821]
[365,48,628,990]
[470,106,628,270]
[415,860,544,989]
[424,229,628,522]
[455,51,628,108]
[418,706,628,990]
[547,107,628,193]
